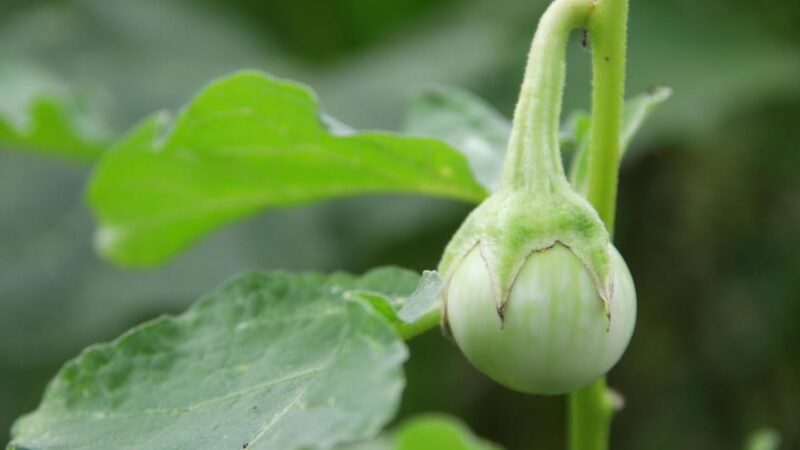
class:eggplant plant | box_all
[4,0,675,448]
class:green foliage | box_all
[345,414,502,450]
[392,415,502,450]
[0,64,109,161]
[620,87,673,151]
[404,83,670,198]
[348,270,444,339]
[3,0,800,448]
[0,97,106,161]
[89,71,487,267]
[405,85,510,192]
[745,429,781,450]
[396,271,443,323]
[9,268,420,450]
[84,72,654,272]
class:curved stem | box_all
[568,0,629,449]
[500,0,593,193]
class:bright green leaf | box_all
[0,64,110,161]
[9,268,414,450]
[404,85,509,192]
[394,415,502,450]
[0,97,108,162]
[744,428,781,450]
[89,71,487,267]
[341,414,503,450]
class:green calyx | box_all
[438,0,616,324]
[439,188,614,323]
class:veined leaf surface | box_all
[10,268,415,450]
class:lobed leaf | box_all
[9,268,416,450]
[89,71,487,267]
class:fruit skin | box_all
[447,243,636,395]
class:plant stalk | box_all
[568,0,629,449]
[568,378,616,450]
[584,0,628,231]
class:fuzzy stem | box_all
[584,0,628,231]
[500,0,594,193]
[568,0,629,449]
[568,378,617,450]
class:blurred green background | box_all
[1,0,799,448]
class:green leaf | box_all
[404,85,510,192]
[559,111,591,151]
[344,268,422,327]
[341,414,503,450]
[394,415,502,450]
[9,268,414,450]
[568,87,672,196]
[0,97,108,162]
[744,429,781,450]
[341,437,394,450]
[89,71,487,267]
[396,271,443,323]
[0,64,110,162]
[564,111,592,197]
[345,269,443,340]
[620,86,673,150]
